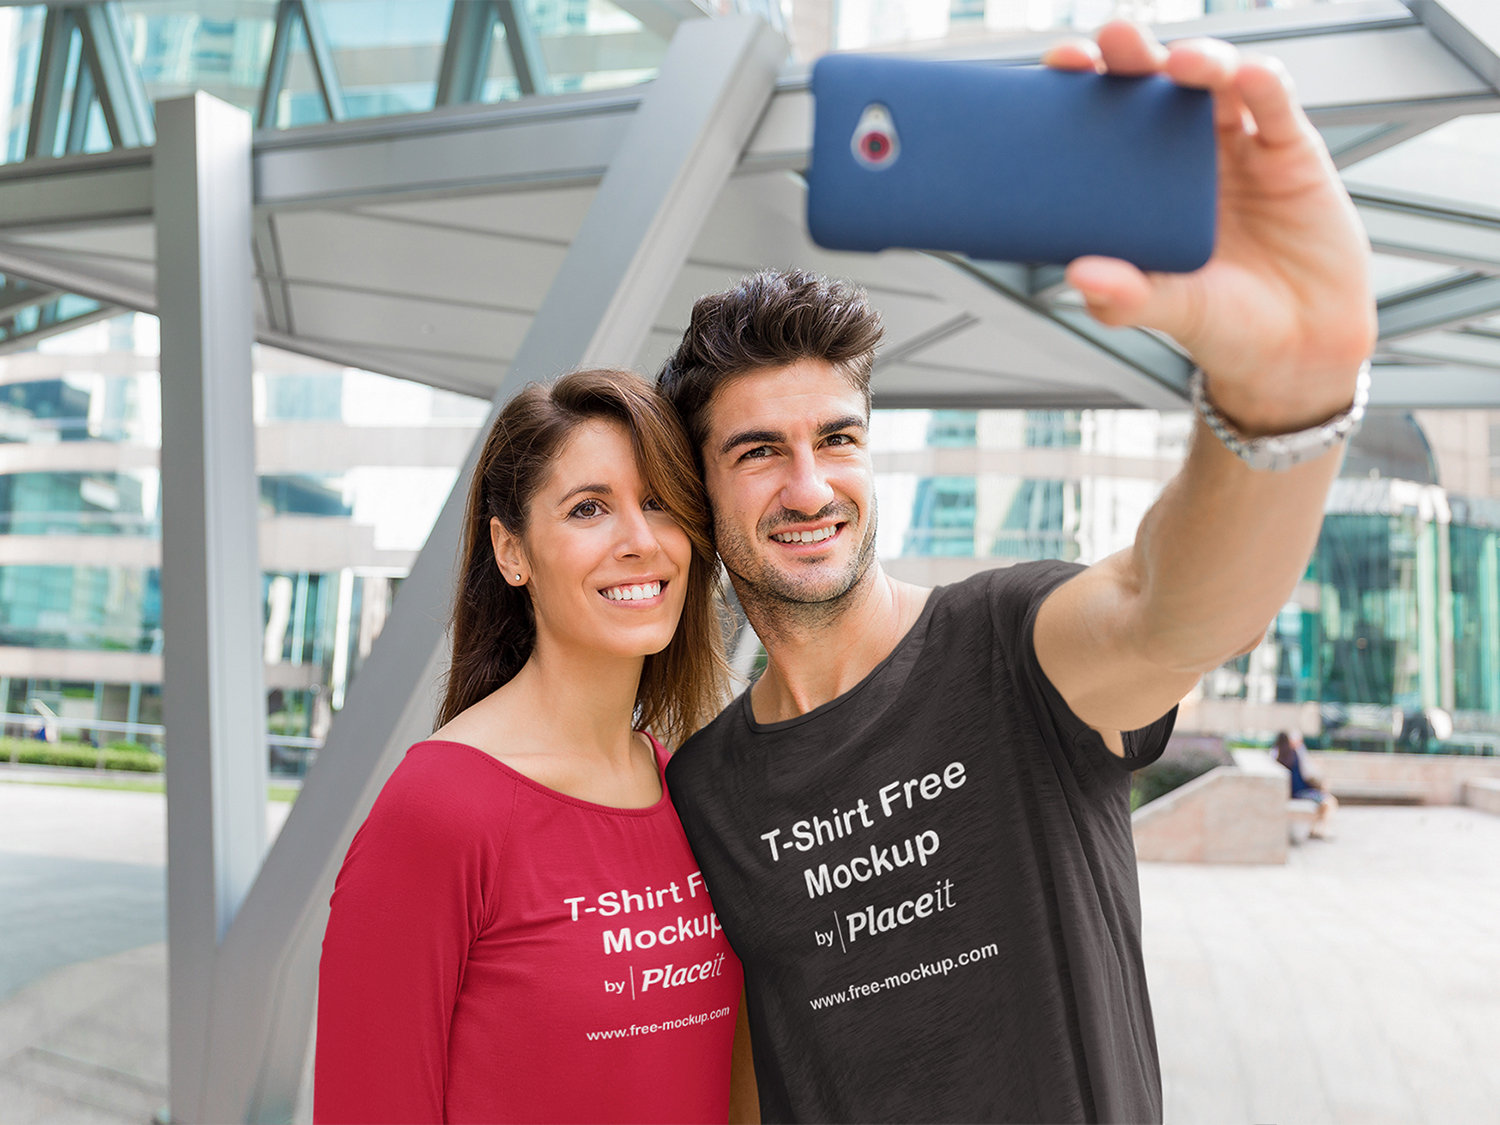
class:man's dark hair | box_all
[657,269,884,455]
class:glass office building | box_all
[0,311,485,765]
[886,403,1500,748]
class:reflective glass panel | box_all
[0,564,161,652]
[0,373,159,447]
[274,14,331,128]
[0,470,160,536]
[0,6,46,163]
[523,0,666,96]
[119,0,279,117]
[481,17,520,102]
[319,0,453,119]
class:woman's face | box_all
[500,418,693,663]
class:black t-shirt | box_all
[666,561,1174,1124]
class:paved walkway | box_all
[0,778,291,1123]
[0,776,1495,1123]
[1143,805,1500,1124]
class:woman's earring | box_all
[515,573,523,583]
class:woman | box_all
[315,370,752,1123]
[1274,730,1338,840]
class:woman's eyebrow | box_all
[558,482,614,504]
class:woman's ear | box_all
[491,517,528,587]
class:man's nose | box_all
[780,448,836,515]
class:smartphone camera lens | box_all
[851,103,899,170]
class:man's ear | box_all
[491,517,528,587]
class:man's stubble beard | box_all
[715,501,880,639]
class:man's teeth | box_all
[603,581,661,602]
[772,525,837,544]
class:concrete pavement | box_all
[0,774,1496,1123]
[0,776,292,1123]
[1143,805,1500,1124]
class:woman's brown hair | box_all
[437,369,728,747]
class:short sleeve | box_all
[985,561,1176,779]
[314,746,514,1124]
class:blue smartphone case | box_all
[806,54,1217,273]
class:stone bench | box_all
[1463,777,1500,816]
[1327,779,1426,805]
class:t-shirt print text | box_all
[757,760,967,949]
[562,868,730,997]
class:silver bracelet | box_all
[1190,360,1371,472]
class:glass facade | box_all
[0,564,160,652]
[0,312,485,770]
[1195,482,1500,749]
[887,407,1165,564]
[0,471,158,535]
[121,0,279,117]
[0,0,672,165]
[878,407,1500,749]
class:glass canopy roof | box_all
[0,0,1498,407]
[0,0,677,160]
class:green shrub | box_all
[0,736,163,773]
[1131,744,1229,810]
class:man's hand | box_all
[1043,22,1377,436]
[1033,22,1379,743]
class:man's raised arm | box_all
[1032,23,1378,739]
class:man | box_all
[658,21,1374,1124]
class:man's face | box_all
[699,359,877,608]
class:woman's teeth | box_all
[771,525,837,544]
[603,581,661,602]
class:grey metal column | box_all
[154,93,267,1124]
[198,14,786,1122]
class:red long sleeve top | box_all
[314,737,742,1124]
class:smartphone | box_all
[805,54,1217,273]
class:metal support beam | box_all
[1354,187,1500,273]
[76,1,156,148]
[938,254,1193,410]
[153,93,267,1124]
[1027,264,1070,300]
[1368,360,1500,405]
[195,15,786,1122]
[257,1,298,129]
[64,60,94,155]
[257,1,346,128]
[498,0,550,98]
[0,301,120,356]
[25,6,74,160]
[1377,271,1500,338]
[1405,0,1500,91]
[1327,117,1454,169]
[1386,326,1500,369]
[434,0,498,106]
[299,0,347,122]
[0,276,61,318]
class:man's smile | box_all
[769,523,843,546]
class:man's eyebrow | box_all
[718,417,867,458]
[558,482,613,504]
[719,429,785,457]
[819,415,867,437]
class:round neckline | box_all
[414,733,672,817]
[742,583,947,734]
